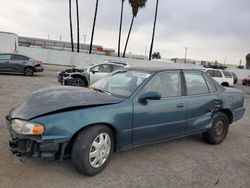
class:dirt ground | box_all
[0,65,250,188]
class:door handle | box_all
[176,103,184,108]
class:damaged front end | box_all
[57,68,87,85]
[6,115,68,161]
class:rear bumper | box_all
[242,80,250,85]
[233,107,246,122]
[35,66,44,72]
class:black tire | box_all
[67,77,87,87]
[202,112,229,145]
[24,67,34,76]
[71,125,114,176]
[221,82,229,87]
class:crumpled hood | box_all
[9,86,123,120]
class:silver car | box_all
[57,61,128,87]
[0,53,44,76]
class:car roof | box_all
[125,66,202,74]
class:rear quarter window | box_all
[222,71,232,78]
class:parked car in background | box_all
[231,72,238,85]
[57,61,127,87]
[242,75,250,86]
[6,67,245,176]
[203,68,234,87]
[0,53,44,76]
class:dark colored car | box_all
[242,75,250,85]
[5,67,245,176]
[231,72,238,85]
[0,53,44,76]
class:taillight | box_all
[37,61,43,64]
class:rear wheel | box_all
[202,112,229,145]
[24,67,34,76]
[71,125,114,176]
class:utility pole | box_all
[224,56,227,65]
[184,47,188,63]
[83,34,87,45]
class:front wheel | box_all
[202,112,229,145]
[66,77,87,87]
[71,125,114,176]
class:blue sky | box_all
[0,0,249,65]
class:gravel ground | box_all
[0,65,250,188]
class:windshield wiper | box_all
[91,87,111,95]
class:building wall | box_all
[0,32,18,53]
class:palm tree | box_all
[123,0,147,58]
[89,0,99,54]
[118,0,125,57]
[149,0,159,60]
[69,0,74,52]
[76,0,80,53]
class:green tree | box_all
[89,0,99,54]
[118,0,125,57]
[149,0,159,60]
[76,0,80,53]
[152,52,161,59]
[69,0,74,52]
[123,0,147,58]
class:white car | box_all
[202,68,234,87]
[57,61,128,87]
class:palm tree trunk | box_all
[118,0,125,57]
[123,16,135,58]
[149,0,159,60]
[76,0,80,53]
[69,0,74,52]
[89,0,99,54]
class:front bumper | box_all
[6,116,68,160]
[9,138,68,160]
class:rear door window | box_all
[184,71,209,95]
[111,65,123,72]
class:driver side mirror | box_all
[138,91,161,101]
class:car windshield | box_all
[91,70,150,98]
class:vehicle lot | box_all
[0,65,250,188]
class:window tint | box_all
[13,55,29,61]
[185,72,209,95]
[144,72,182,98]
[92,64,111,73]
[213,70,223,78]
[222,71,232,78]
[205,76,217,93]
[206,70,213,76]
[0,54,11,60]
